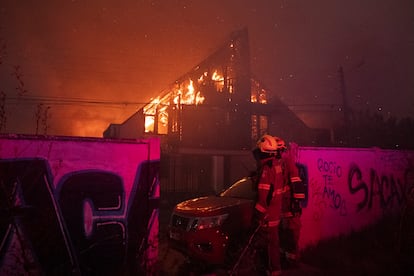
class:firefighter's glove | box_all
[291,199,302,216]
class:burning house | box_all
[104,28,325,192]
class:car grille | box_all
[170,213,192,231]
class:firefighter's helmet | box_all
[274,136,287,151]
[257,135,278,153]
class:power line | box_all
[4,94,343,114]
[5,95,148,107]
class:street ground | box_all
[157,192,414,276]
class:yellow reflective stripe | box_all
[291,176,301,182]
[255,203,267,213]
[293,193,305,199]
[282,212,293,218]
[267,220,280,227]
[258,183,270,190]
[273,186,290,196]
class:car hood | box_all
[174,195,252,215]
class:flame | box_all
[211,70,225,92]
[251,80,267,104]
[184,80,196,104]
[251,92,267,104]
[144,96,166,133]
[198,72,208,83]
[143,97,160,115]
[172,80,205,106]
[211,71,223,82]
[258,90,267,104]
[195,91,205,104]
[144,78,206,133]
[143,69,268,134]
[145,116,155,133]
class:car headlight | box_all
[191,214,229,230]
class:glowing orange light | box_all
[144,116,155,133]
[251,80,267,104]
[251,94,257,103]
[198,72,208,83]
[211,71,223,82]
[143,69,268,134]
[172,80,205,106]
[211,70,224,92]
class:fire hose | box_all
[229,217,266,275]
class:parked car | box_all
[168,176,257,265]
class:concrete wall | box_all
[297,147,414,249]
[2,134,413,270]
[0,135,160,275]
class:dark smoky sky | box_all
[0,0,413,137]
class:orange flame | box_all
[211,70,225,92]
[172,79,205,106]
[143,69,267,133]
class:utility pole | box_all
[338,66,350,144]
[0,91,6,132]
[42,106,51,135]
[35,104,42,135]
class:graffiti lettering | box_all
[348,163,369,212]
[368,169,404,210]
[310,177,347,220]
[322,174,334,186]
[311,159,347,221]
[0,158,160,275]
[323,185,347,215]
[348,163,413,212]
[317,158,342,178]
[58,171,126,275]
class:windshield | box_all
[220,177,257,200]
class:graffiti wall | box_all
[0,135,160,275]
[297,147,414,249]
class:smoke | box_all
[1,0,413,137]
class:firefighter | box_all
[253,134,286,275]
[279,141,305,269]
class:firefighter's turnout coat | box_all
[254,151,305,272]
[255,152,304,226]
